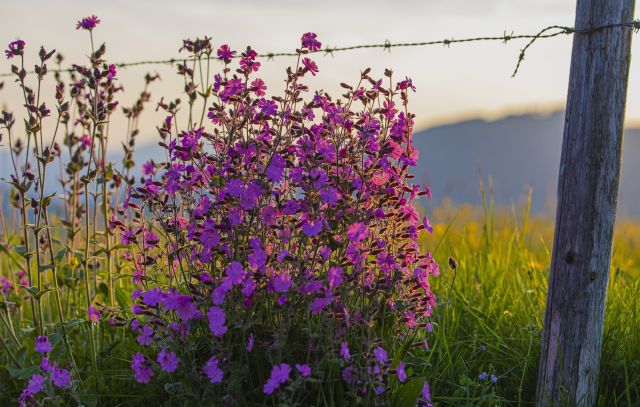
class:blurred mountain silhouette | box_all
[411,110,640,217]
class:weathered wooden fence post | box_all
[536,0,635,405]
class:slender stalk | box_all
[0,210,19,334]
[43,208,79,372]
[79,28,100,382]
[32,230,45,333]
[100,132,114,308]
[19,203,39,335]
[83,183,99,377]
[0,310,21,348]
[0,335,21,369]
[9,64,40,335]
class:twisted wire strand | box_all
[0,20,638,79]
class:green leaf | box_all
[392,377,426,407]
[34,288,54,300]
[38,263,55,272]
[23,286,38,297]
[97,283,109,302]
[22,286,54,300]
[115,287,131,307]
[62,318,86,330]
[5,364,40,380]
[164,381,183,394]
[19,326,35,335]
[77,378,99,407]
[33,225,54,234]
[53,247,68,263]
[0,246,22,267]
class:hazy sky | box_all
[1,0,639,147]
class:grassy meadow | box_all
[419,195,640,406]
[1,193,638,405]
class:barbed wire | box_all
[1,20,638,80]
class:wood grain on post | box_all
[536,0,635,406]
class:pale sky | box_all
[1,0,639,148]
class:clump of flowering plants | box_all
[0,16,437,406]
[111,32,438,405]
[0,15,157,406]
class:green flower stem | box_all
[0,335,21,369]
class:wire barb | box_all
[383,40,391,53]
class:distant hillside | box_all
[2,110,639,217]
[411,110,640,217]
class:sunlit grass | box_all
[2,195,639,405]
[418,194,640,406]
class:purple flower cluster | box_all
[132,352,154,383]
[301,32,322,51]
[203,356,223,383]
[0,276,12,295]
[51,363,72,388]
[19,336,72,405]
[263,363,291,394]
[35,336,52,354]
[88,305,101,323]
[2,13,439,403]
[19,374,45,406]
[108,30,437,402]
[157,348,180,373]
[207,306,228,336]
[76,15,100,30]
[4,39,25,59]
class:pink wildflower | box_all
[131,352,154,384]
[295,364,312,377]
[373,346,387,364]
[207,306,228,337]
[346,222,369,242]
[88,305,101,323]
[0,276,12,294]
[226,262,246,284]
[396,361,407,382]
[4,39,24,59]
[251,78,267,96]
[302,218,323,237]
[40,358,50,372]
[302,58,319,76]
[34,336,52,354]
[76,15,100,30]
[141,288,164,307]
[51,363,72,388]
[136,325,153,346]
[157,348,180,373]
[246,333,255,352]
[263,363,291,395]
[203,356,223,383]
[26,374,45,394]
[327,267,344,288]
[301,32,321,51]
[142,160,156,175]
[340,342,351,361]
[217,44,235,61]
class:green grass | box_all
[418,197,640,406]
[1,192,639,405]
